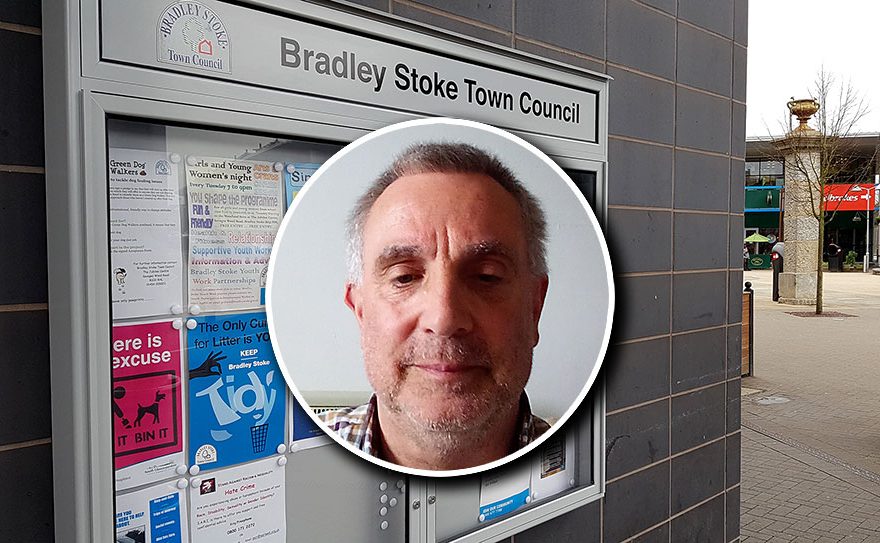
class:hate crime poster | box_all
[187,312,285,470]
[189,457,285,543]
[112,321,185,491]
[186,157,282,310]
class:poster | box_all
[188,313,286,470]
[190,457,286,543]
[113,321,186,491]
[115,481,188,543]
[186,157,283,310]
[109,148,183,319]
[530,431,576,501]
[288,396,331,452]
[284,162,320,207]
[478,461,531,522]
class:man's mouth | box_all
[399,338,493,382]
[411,363,486,380]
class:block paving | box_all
[740,270,880,542]
[741,426,880,542]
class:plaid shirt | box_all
[318,393,551,458]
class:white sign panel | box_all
[101,0,599,142]
[189,457,286,543]
[530,431,576,501]
[109,148,183,319]
[478,461,531,522]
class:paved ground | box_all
[741,428,880,542]
[740,269,880,542]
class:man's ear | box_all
[531,275,549,347]
[344,282,364,323]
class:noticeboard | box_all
[44,1,608,541]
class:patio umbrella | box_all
[743,233,770,243]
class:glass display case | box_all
[44,1,609,541]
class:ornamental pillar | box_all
[776,99,821,305]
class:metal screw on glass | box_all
[427,495,436,505]
[412,500,421,510]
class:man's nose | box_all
[418,275,473,337]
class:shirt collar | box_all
[366,392,549,459]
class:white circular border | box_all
[266,117,615,478]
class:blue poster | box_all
[284,162,321,207]
[479,488,530,522]
[187,312,285,470]
[115,483,187,543]
[292,398,324,442]
[149,493,182,543]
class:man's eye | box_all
[477,274,502,284]
[392,274,418,286]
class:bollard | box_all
[742,282,754,376]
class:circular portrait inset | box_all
[267,118,613,477]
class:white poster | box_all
[478,461,531,522]
[115,481,188,543]
[109,149,183,319]
[530,431,576,501]
[186,157,283,311]
[190,457,286,543]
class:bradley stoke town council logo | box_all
[157,1,230,73]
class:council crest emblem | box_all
[157,1,230,73]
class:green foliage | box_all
[845,250,858,268]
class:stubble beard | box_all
[365,335,529,459]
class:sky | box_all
[746,1,880,137]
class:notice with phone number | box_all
[189,457,285,542]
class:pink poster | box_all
[112,321,185,489]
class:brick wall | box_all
[0,1,55,541]
[345,0,747,540]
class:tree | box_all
[771,68,874,314]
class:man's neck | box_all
[374,402,521,470]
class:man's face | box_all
[345,171,548,436]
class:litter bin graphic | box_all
[251,423,269,453]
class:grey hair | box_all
[346,142,548,284]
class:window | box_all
[745,160,784,187]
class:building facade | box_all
[745,136,880,269]
[1,1,746,541]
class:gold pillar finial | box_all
[787,98,820,134]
